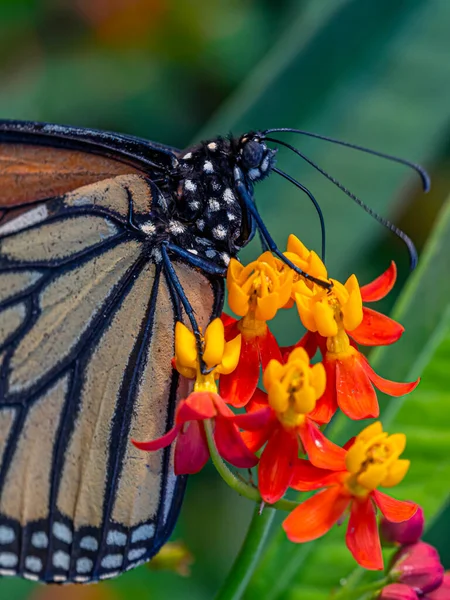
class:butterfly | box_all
[0,119,427,584]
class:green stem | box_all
[204,420,298,512]
[333,576,391,600]
[215,503,276,600]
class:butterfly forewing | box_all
[0,170,222,582]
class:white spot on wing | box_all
[0,568,17,576]
[53,550,70,570]
[0,553,18,568]
[184,179,196,192]
[140,222,156,235]
[0,206,49,236]
[221,253,230,266]
[203,161,214,173]
[80,536,98,551]
[99,570,120,580]
[53,522,72,544]
[25,556,42,572]
[76,557,93,574]
[131,524,155,543]
[207,142,217,150]
[23,572,39,581]
[0,526,14,544]
[223,189,235,204]
[182,152,192,160]
[101,554,123,569]
[128,548,147,561]
[212,225,227,240]
[169,220,185,235]
[52,574,68,582]
[208,199,220,211]
[196,219,205,231]
[206,249,216,259]
[189,200,200,210]
[107,530,127,546]
[31,532,48,548]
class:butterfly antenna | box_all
[272,166,326,261]
[264,127,430,192]
[265,136,418,270]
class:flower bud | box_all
[391,542,444,594]
[423,573,450,599]
[380,505,424,545]
[379,583,418,600]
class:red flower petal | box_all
[283,487,350,543]
[258,327,282,369]
[220,336,260,407]
[176,392,217,424]
[360,261,397,302]
[373,490,418,523]
[232,406,273,431]
[132,425,180,452]
[309,359,338,424]
[281,331,319,363]
[290,459,341,491]
[361,356,420,397]
[258,425,298,504]
[300,419,347,471]
[175,421,209,474]
[335,352,379,420]
[346,498,383,570]
[246,388,269,411]
[214,417,259,469]
[241,425,274,453]
[350,307,404,346]
[221,312,238,329]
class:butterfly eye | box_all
[241,140,265,170]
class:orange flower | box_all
[283,422,417,570]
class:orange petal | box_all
[360,261,397,302]
[360,356,420,397]
[283,487,350,543]
[258,425,298,504]
[300,419,346,471]
[373,490,418,523]
[335,353,379,420]
[291,459,342,491]
[346,498,383,570]
[350,307,404,346]
[308,359,338,424]
[219,336,260,407]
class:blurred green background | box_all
[1,0,450,599]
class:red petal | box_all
[176,392,217,424]
[346,498,383,570]
[361,357,420,397]
[290,459,341,491]
[335,353,379,419]
[220,336,260,407]
[300,419,347,471]
[343,436,356,451]
[241,424,274,453]
[309,359,338,424]
[258,327,282,369]
[373,490,418,523]
[281,331,319,362]
[283,487,350,543]
[214,417,259,469]
[221,312,237,329]
[258,425,298,504]
[350,307,404,346]
[232,406,273,431]
[174,421,209,474]
[132,425,180,452]
[246,388,269,411]
[360,261,397,302]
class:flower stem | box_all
[333,576,391,600]
[204,419,298,511]
[215,503,276,600]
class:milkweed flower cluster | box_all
[134,233,422,573]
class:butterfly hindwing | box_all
[0,173,223,582]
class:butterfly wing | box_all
[0,124,223,583]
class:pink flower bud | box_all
[379,583,418,599]
[381,505,424,545]
[423,573,450,599]
[391,542,444,595]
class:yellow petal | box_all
[175,321,197,369]
[310,362,326,398]
[313,301,338,337]
[256,293,279,321]
[357,463,388,491]
[295,293,318,333]
[381,459,410,487]
[216,334,242,375]
[357,421,384,443]
[293,279,314,298]
[345,440,367,473]
[308,250,328,279]
[227,258,244,285]
[263,359,284,391]
[342,288,363,331]
[294,385,316,414]
[288,347,310,365]
[286,234,309,259]
[203,318,225,367]
[277,269,294,308]
[174,360,196,380]
[330,278,349,306]
[228,282,250,317]
[268,380,289,412]
[386,433,407,456]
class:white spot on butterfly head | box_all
[248,168,261,180]
[203,161,214,173]
[52,550,70,570]
[80,536,98,551]
[184,179,197,192]
[25,556,42,573]
[31,532,48,548]
[131,524,155,543]
[212,225,227,240]
[53,522,72,544]
[207,142,217,151]
[169,220,185,235]
[221,253,230,266]
[261,155,270,172]
[182,152,192,160]
[140,222,156,235]
[0,526,15,544]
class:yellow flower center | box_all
[174,319,241,392]
[263,347,326,430]
[344,421,410,497]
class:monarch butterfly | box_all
[0,119,427,584]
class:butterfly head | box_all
[236,133,277,183]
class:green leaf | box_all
[245,195,450,600]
